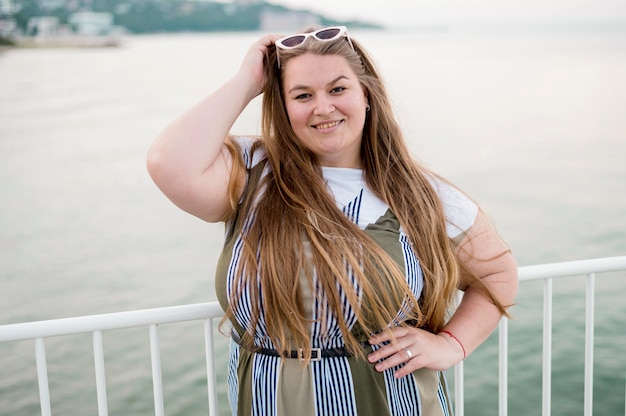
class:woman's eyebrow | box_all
[288,75,350,94]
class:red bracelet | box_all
[440,330,466,360]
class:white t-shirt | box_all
[322,166,478,238]
[235,135,478,238]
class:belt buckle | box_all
[298,348,322,362]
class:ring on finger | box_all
[405,348,413,360]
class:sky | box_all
[269,0,626,28]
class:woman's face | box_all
[281,53,368,168]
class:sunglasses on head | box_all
[274,26,355,68]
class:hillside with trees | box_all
[9,0,381,34]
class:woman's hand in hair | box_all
[237,34,283,99]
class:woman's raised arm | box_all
[146,35,280,222]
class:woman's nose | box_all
[313,95,335,115]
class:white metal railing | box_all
[0,256,625,416]
[453,255,626,416]
[0,302,225,416]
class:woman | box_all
[147,26,518,416]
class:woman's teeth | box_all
[315,121,341,129]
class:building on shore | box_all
[21,12,123,47]
[0,0,14,14]
[0,0,16,39]
[68,11,116,36]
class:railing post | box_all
[453,290,465,416]
[499,318,508,416]
[584,273,595,416]
[35,338,52,416]
[454,361,464,416]
[93,331,108,416]
[543,278,553,416]
[149,325,165,416]
[204,319,218,416]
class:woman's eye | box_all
[331,86,346,94]
[295,93,311,100]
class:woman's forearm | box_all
[440,267,517,359]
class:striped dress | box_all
[215,137,478,416]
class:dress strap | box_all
[224,157,267,243]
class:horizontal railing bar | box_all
[0,302,225,343]
[518,256,626,281]
[1,257,624,344]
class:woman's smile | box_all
[312,119,343,131]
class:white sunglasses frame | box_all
[274,26,355,68]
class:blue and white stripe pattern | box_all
[251,354,281,416]
[381,351,422,416]
[223,140,460,415]
[312,357,358,415]
[227,341,240,414]
[437,372,452,416]
[342,188,363,224]
[390,233,424,325]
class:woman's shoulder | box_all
[427,174,479,238]
[230,135,266,169]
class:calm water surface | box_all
[1,28,625,415]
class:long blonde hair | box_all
[223,30,506,360]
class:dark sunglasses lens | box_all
[280,35,306,48]
[316,28,341,40]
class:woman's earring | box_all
[366,104,371,112]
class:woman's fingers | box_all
[238,34,283,94]
[367,327,459,377]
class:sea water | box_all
[1,27,625,415]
